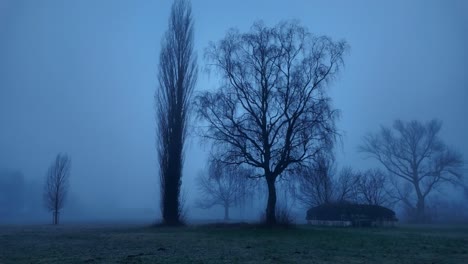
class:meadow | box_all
[1,223,467,263]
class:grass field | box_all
[1,223,467,263]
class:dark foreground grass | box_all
[1,224,467,264]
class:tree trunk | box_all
[416,197,425,223]
[162,130,183,226]
[265,176,277,226]
[224,204,229,221]
[53,211,58,225]
[162,164,182,225]
[414,182,426,223]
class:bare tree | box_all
[156,0,197,225]
[360,119,463,222]
[355,169,393,207]
[295,155,359,209]
[196,21,347,225]
[334,167,359,203]
[195,159,253,220]
[295,154,335,208]
[44,153,71,225]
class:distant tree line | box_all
[0,169,27,220]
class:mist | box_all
[1,0,467,225]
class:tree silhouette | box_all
[196,21,347,225]
[360,119,463,222]
[44,153,71,225]
[156,0,197,225]
[195,159,253,221]
[294,154,359,208]
[356,169,393,207]
[295,153,335,208]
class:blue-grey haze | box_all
[0,0,467,222]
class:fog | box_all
[0,0,467,224]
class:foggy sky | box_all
[0,0,467,221]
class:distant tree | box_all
[360,119,463,222]
[156,0,197,225]
[334,167,359,203]
[294,149,360,208]
[355,169,393,207]
[0,169,25,221]
[295,154,335,208]
[196,21,347,225]
[195,159,253,220]
[44,153,71,225]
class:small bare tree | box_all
[334,167,359,203]
[295,154,335,208]
[360,119,463,222]
[196,159,253,221]
[355,169,393,207]
[44,153,71,225]
[295,152,359,208]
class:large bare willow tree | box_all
[360,119,463,222]
[196,21,347,225]
[44,153,71,225]
[156,0,197,225]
